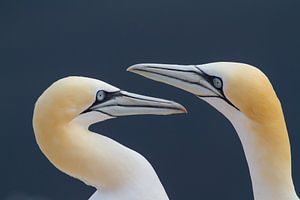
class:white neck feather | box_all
[35,113,169,200]
[232,116,298,200]
[70,119,169,200]
[204,98,299,200]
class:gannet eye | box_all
[96,90,106,101]
[212,77,222,89]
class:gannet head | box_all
[127,62,282,123]
[34,76,186,128]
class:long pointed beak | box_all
[86,90,187,117]
[127,63,221,97]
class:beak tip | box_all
[179,106,187,114]
[126,66,133,72]
[183,108,188,113]
[181,107,188,114]
[127,63,150,73]
[127,64,141,72]
[174,103,187,114]
[127,64,188,115]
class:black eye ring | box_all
[96,90,106,101]
[212,77,222,89]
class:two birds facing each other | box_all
[32,62,299,200]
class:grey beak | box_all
[85,90,187,117]
[127,63,219,96]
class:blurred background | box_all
[1,0,300,199]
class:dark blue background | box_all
[1,1,300,199]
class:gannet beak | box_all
[127,63,222,97]
[83,90,187,117]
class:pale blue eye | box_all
[97,90,106,101]
[213,78,222,89]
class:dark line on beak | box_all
[121,93,170,103]
[133,67,240,111]
[133,68,220,97]
[197,95,240,111]
[144,66,202,74]
[144,66,209,79]
[95,104,181,110]
[93,110,116,117]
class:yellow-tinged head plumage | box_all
[32,76,185,196]
[200,62,282,123]
[128,62,298,200]
[34,76,107,124]
[128,62,283,124]
[34,76,186,128]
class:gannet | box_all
[32,76,186,200]
[128,62,299,200]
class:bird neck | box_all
[231,114,298,200]
[33,107,169,200]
